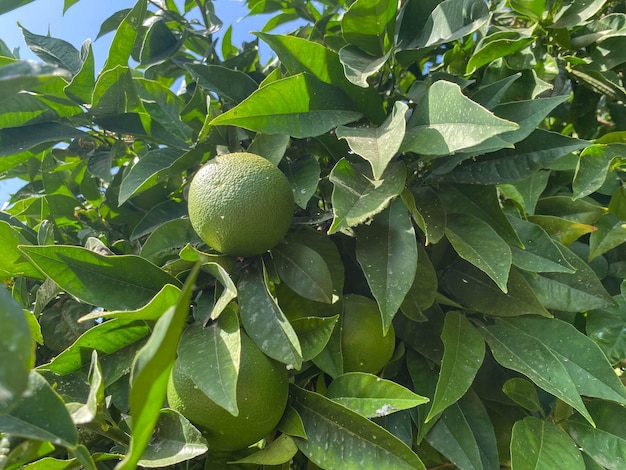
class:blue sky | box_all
[0,0,286,204]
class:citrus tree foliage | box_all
[2,0,626,468]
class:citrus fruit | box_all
[341,295,396,374]
[187,152,294,256]
[167,332,289,451]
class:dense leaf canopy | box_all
[1,0,626,469]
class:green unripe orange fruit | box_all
[341,295,396,374]
[187,152,294,256]
[167,333,289,451]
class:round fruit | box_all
[167,332,289,451]
[187,152,294,256]
[341,295,396,374]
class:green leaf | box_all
[69,351,105,425]
[336,101,407,180]
[102,0,147,72]
[511,417,584,470]
[91,66,141,117]
[118,148,183,205]
[426,312,485,421]
[402,187,446,245]
[439,184,522,247]
[522,242,615,311]
[0,221,44,279]
[442,130,589,185]
[425,389,499,470]
[565,400,626,470]
[589,213,626,260]
[527,215,597,246]
[139,19,181,65]
[326,372,428,418]
[289,385,426,470]
[329,159,406,234]
[138,409,208,467]
[443,261,552,317]
[0,122,86,157]
[356,197,418,334]
[64,40,95,104]
[231,433,298,465]
[177,310,240,416]
[483,317,626,425]
[130,200,188,240]
[279,155,320,209]
[291,315,339,362]
[77,284,181,323]
[467,37,535,74]
[586,296,626,365]
[502,378,543,412]
[508,217,576,273]
[0,0,35,15]
[185,64,259,104]
[40,319,150,376]
[400,243,438,320]
[340,0,397,56]
[273,242,333,304]
[550,0,606,28]
[510,0,546,20]
[0,371,78,448]
[238,266,302,368]
[249,133,291,166]
[18,245,181,311]
[573,144,626,199]
[0,286,32,412]
[410,0,490,49]
[339,46,391,88]
[445,213,512,293]
[402,80,518,157]
[19,25,82,74]
[116,263,200,469]
[140,218,202,266]
[254,33,385,122]
[210,73,362,138]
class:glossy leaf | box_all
[402,80,518,157]
[565,400,626,470]
[139,19,180,66]
[427,312,485,421]
[138,409,207,467]
[290,385,426,469]
[210,73,362,138]
[0,221,43,280]
[573,144,626,199]
[326,372,428,418]
[117,264,200,469]
[522,242,615,311]
[502,378,542,412]
[185,64,258,104]
[482,317,626,425]
[443,261,552,317]
[400,243,438,320]
[20,25,81,74]
[0,286,32,412]
[291,315,339,362]
[589,213,626,260]
[249,133,290,166]
[445,213,512,292]
[102,0,147,72]
[279,155,320,209]
[329,159,406,234]
[238,266,302,368]
[140,218,202,266]
[402,187,446,245]
[0,371,78,448]
[231,433,298,465]
[336,101,407,180]
[425,389,499,470]
[411,0,490,48]
[341,0,397,56]
[511,417,584,470]
[356,197,418,334]
[273,241,333,304]
[586,296,626,364]
[18,245,181,311]
[68,350,104,425]
[177,309,240,416]
[339,46,391,88]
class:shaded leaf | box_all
[573,144,626,199]
[426,312,485,421]
[185,64,258,104]
[589,213,626,260]
[0,221,44,279]
[341,0,397,56]
[291,315,339,362]
[279,155,320,209]
[502,378,542,412]
[356,197,417,334]
[231,433,298,465]
[339,46,391,88]
[402,187,446,245]
[586,295,626,365]
[511,417,584,470]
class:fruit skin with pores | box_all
[167,332,289,451]
[187,152,294,257]
[341,295,396,374]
